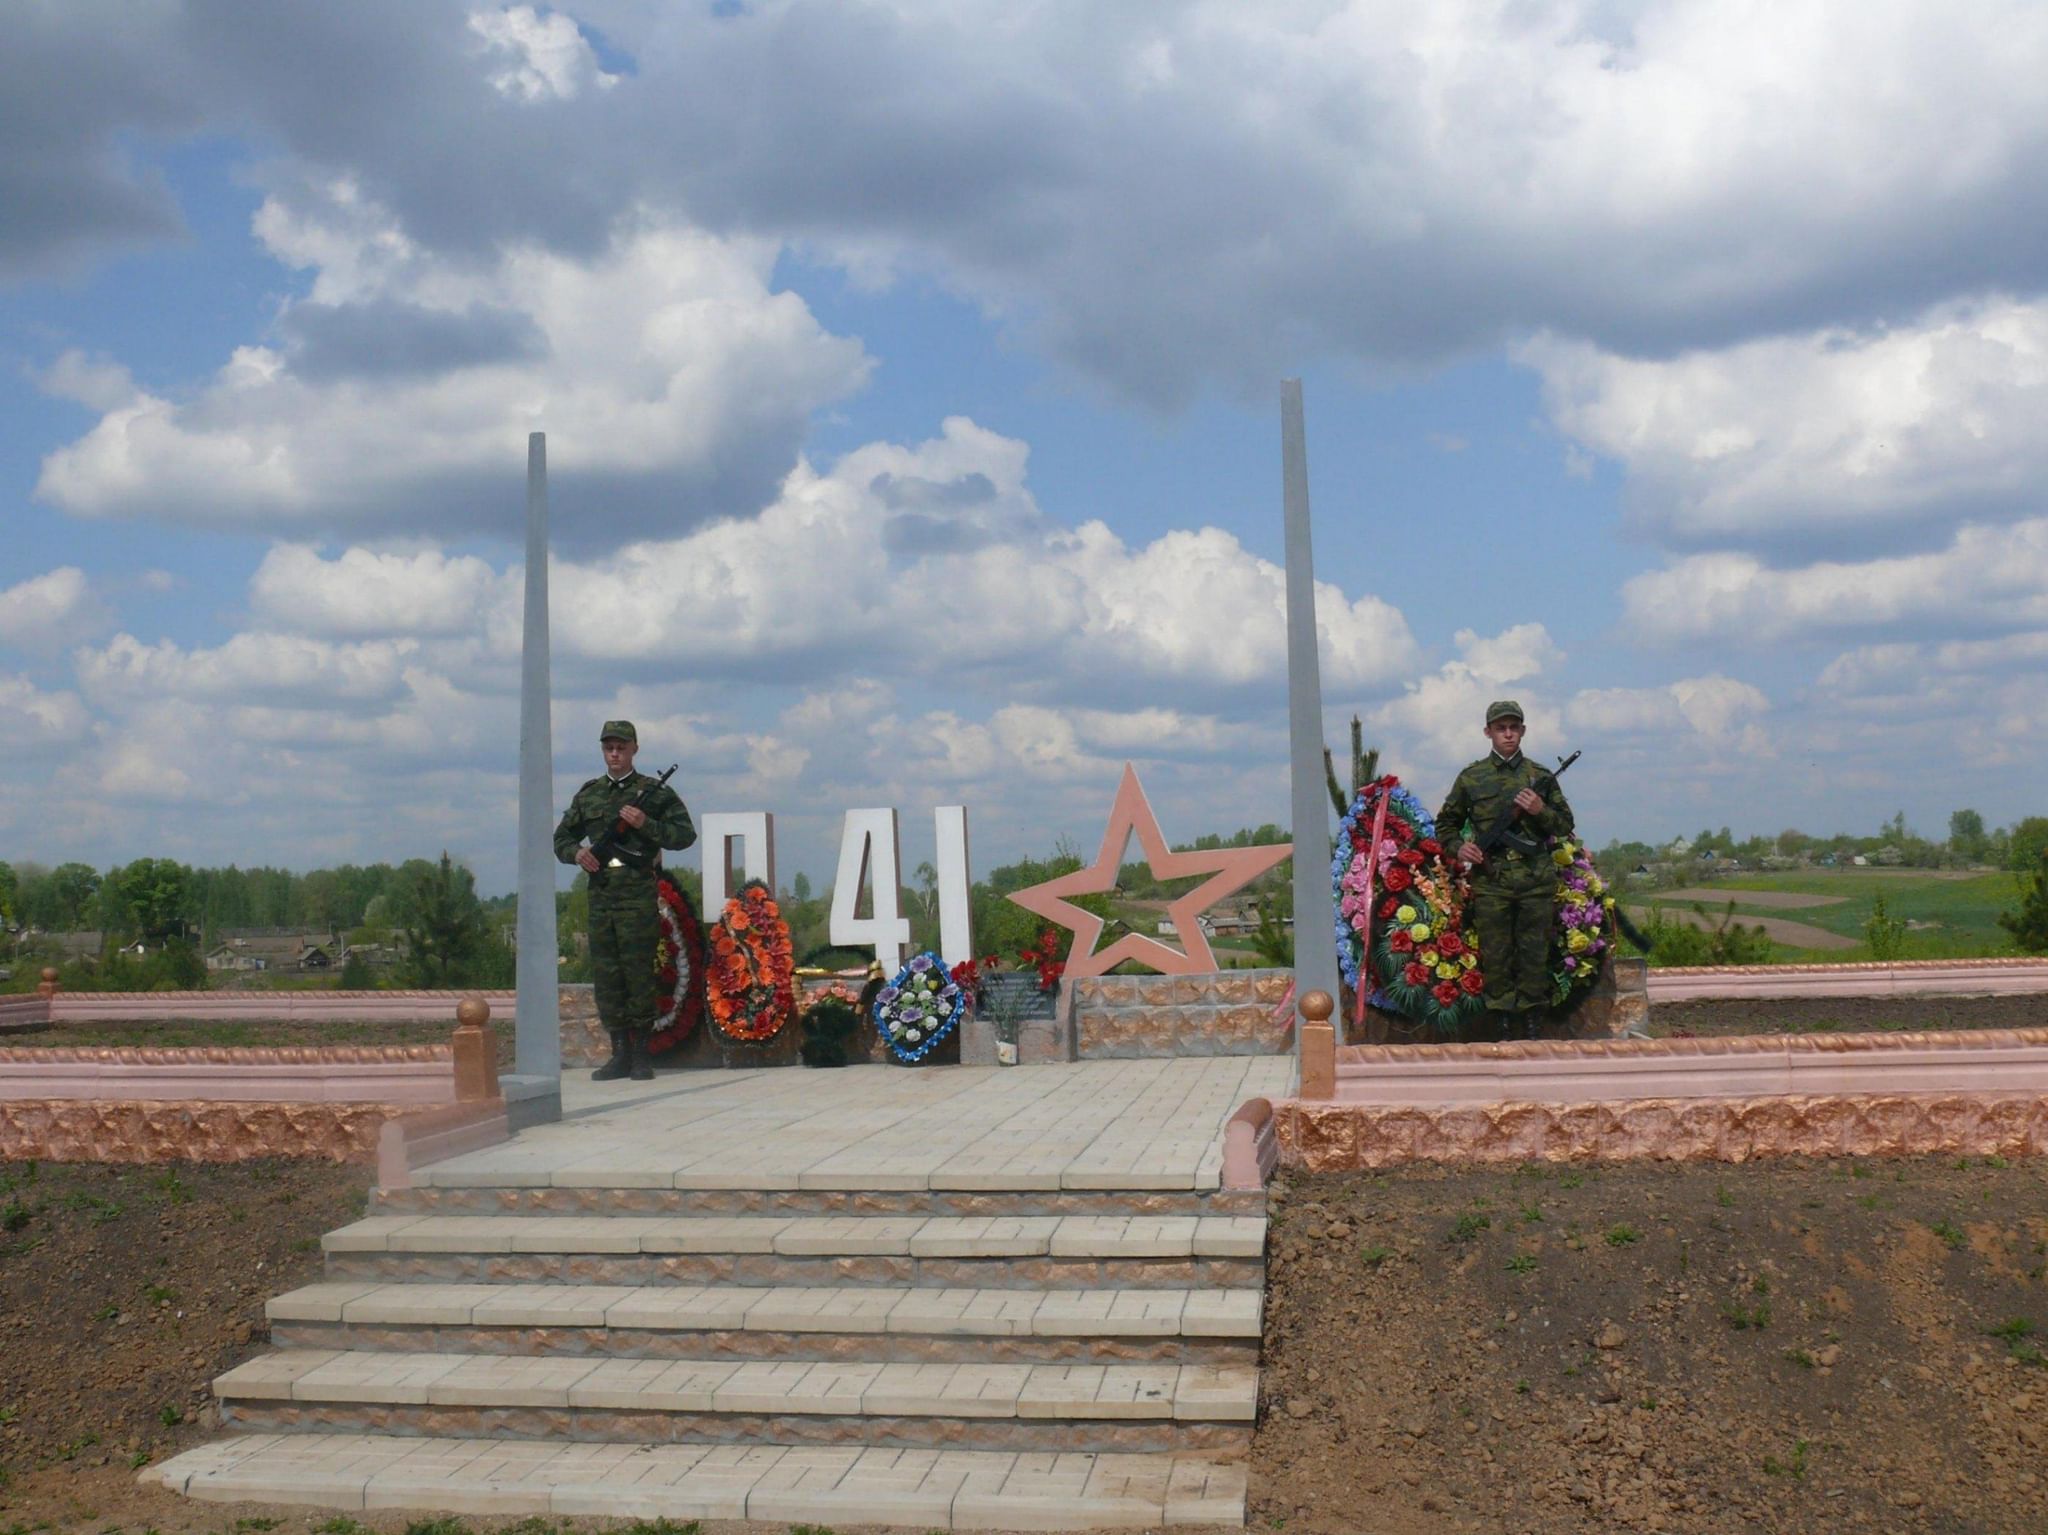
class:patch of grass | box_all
[1988,1318,2044,1365]
[149,1171,190,1206]
[1983,1155,2010,1169]
[1514,1379,1531,1395]
[1520,1202,1544,1223]
[313,1520,368,1535]
[0,1201,34,1234]
[1723,1301,1773,1331]
[1856,1193,1884,1211]
[1448,1211,1492,1244]
[291,1236,320,1253]
[229,1521,279,1533]
[143,1283,175,1305]
[94,1304,119,1322]
[1930,1219,1967,1251]
[1762,1439,1811,1479]
[156,1405,183,1427]
[1559,1172,1585,1190]
[789,1526,842,1535]
[1783,1347,1815,1369]
[1714,1184,1736,1208]
[614,1523,700,1535]
[1505,1254,1538,1274]
[1752,1273,1772,1296]
[127,1451,150,1470]
[1604,1224,1642,1247]
[1360,1244,1394,1268]
[402,1520,472,1535]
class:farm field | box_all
[1633,868,2028,963]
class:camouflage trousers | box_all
[1469,885,1555,1016]
[590,872,660,1039]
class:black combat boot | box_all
[628,1031,655,1082]
[591,1029,630,1081]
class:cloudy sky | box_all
[5,1,2047,894]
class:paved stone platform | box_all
[150,1058,1285,1529]
[413,1058,1294,1191]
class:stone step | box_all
[149,1432,1249,1527]
[320,1212,1264,1290]
[268,1281,1262,1347]
[216,1349,1257,1438]
[371,1183,1266,1219]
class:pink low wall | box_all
[1259,1026,2048,1174]
[1332,1027,2048,1106]
[44,989,516,1023]
[1648,957,2048,1001]
[0,1044,456,1104]
[0,996,51,1031]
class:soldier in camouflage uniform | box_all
[554,721,696,1081]
[1435,701,1574,1040]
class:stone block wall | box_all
[1072,969,1296,1058]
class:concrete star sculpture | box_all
[1008,763,1293,978]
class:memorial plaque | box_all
[981,972,1058,1022]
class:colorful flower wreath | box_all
[706,878,795,1042]
[1550,840,1615,1008]
[648,875,708,1055]
[1332,776,1487,1036]
[874,951,965,1063]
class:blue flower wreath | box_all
[1332,780,1441,1007]
[873,950,966,1063]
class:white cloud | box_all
[1526,297,2048,548]
[0,674,89,757]
[1567,675,1770,751]
[467,5,617,102]
[255,417,1421,696]
[0,567,103,651]
[16,4,2048,394]
[1619,518,2048,645]
[75,632,420,706]
[35,187,870,547]
[1369,623,1566,775]
[250,544,506,638]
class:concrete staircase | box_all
[155,1157,1266,1526]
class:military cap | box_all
[599,719,638,743]
[1484,700,1525,726]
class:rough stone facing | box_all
[1073,968,1294,1058]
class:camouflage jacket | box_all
[1435,753,1575,893]
[553,772,697,876]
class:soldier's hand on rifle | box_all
[1513,788,1545,816]
[577,847,600,873]
[1458,840,1484,866]
[619,805,648,829]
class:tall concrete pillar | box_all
[1281,381,1342,1045]
[513,431,563,1116]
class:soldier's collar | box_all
[1490,750,1523,767]
[606,772,635,786]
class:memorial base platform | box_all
[148,1058,1291,1530]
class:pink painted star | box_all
[1007,763,1293,978]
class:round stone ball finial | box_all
[41,967,59,984]
[455,997,491,1029]
[1298,989,1334,1023]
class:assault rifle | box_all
[1469,750,1580,860]
[586,763,679,872]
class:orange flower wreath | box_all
[706,878,796,1042]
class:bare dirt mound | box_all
[1256,1157,2048,1535]
[1657,889,1849,910]
[0,1159,370,1503]
[1653,993,2048,1038]
[1625,905,1857,950]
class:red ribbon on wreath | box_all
[648,875,707,1055]
[1353,786,1393,1031]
